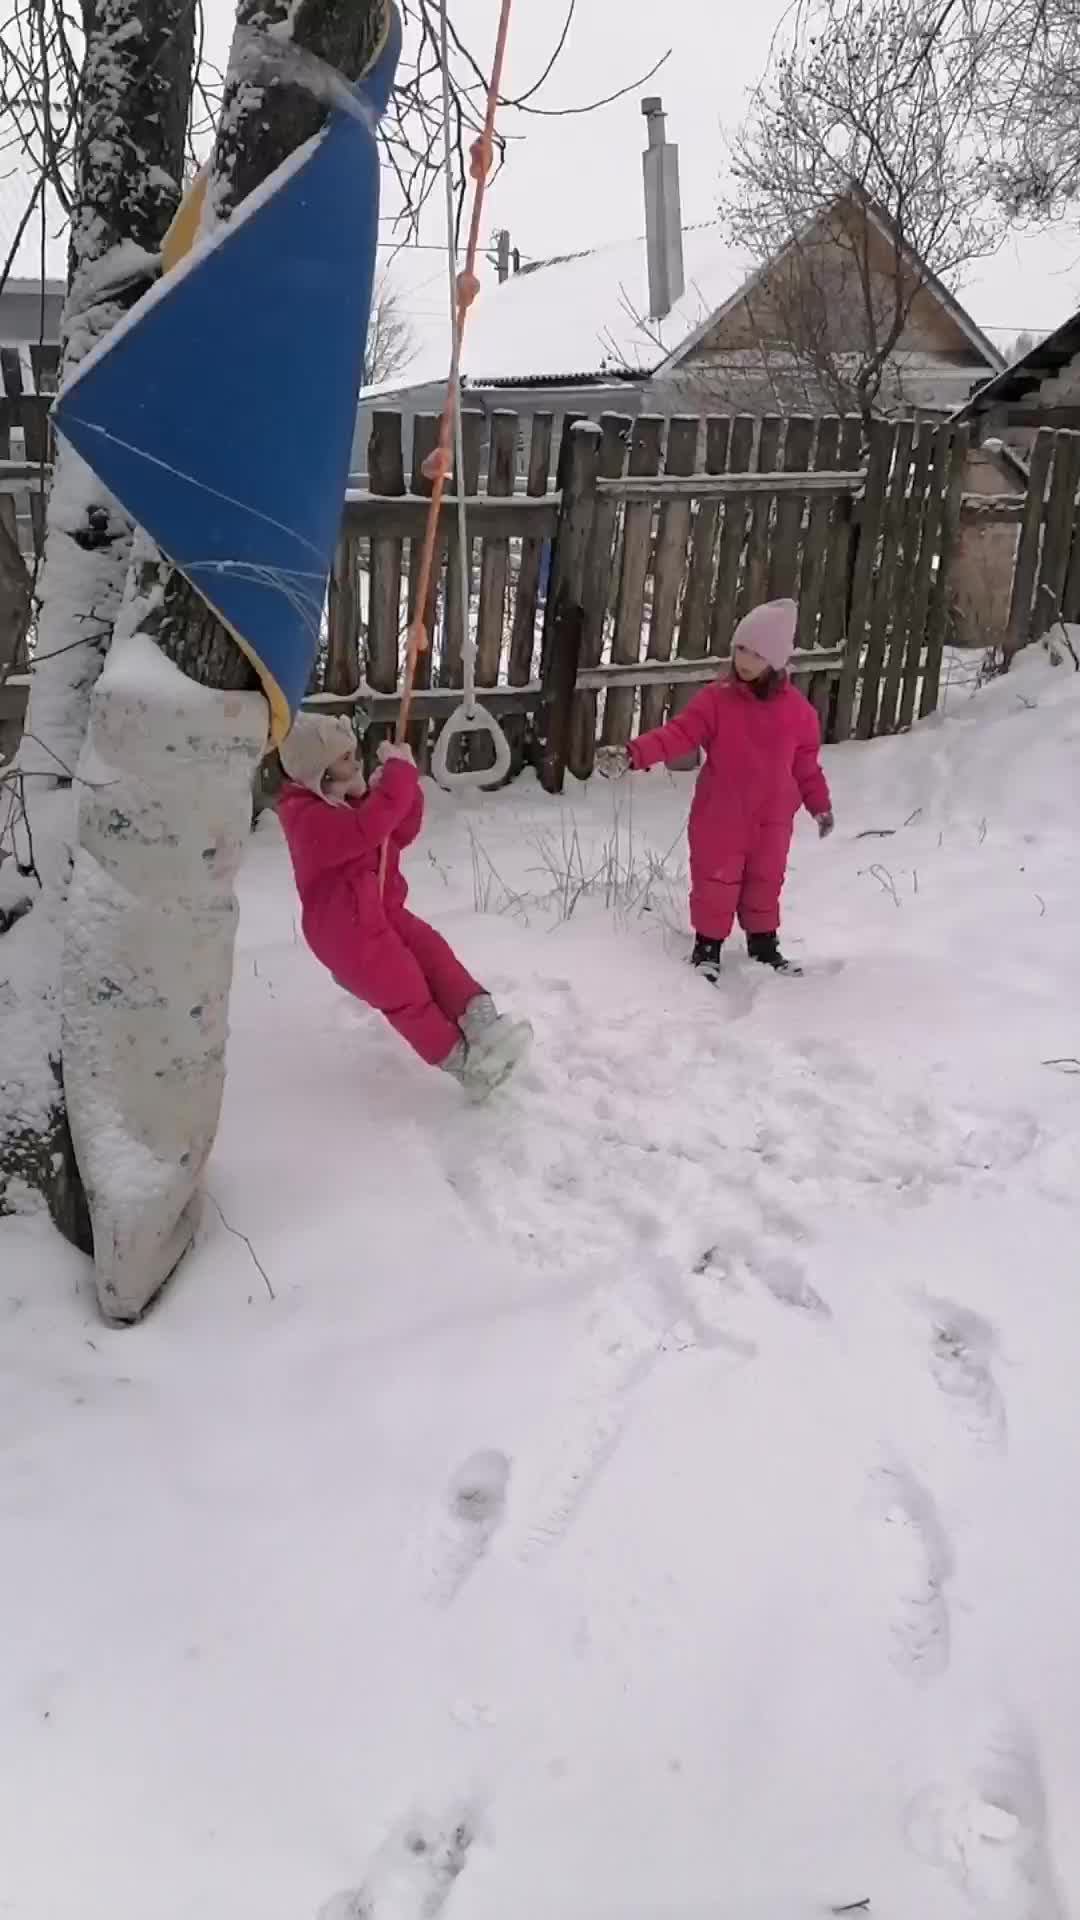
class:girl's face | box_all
[326,745,359,785]
[733,644,769,682]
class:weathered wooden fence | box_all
[7,398,1080,787]
[308,407,973,784]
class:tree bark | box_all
[0,0,195,1245]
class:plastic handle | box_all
[430,703,513,791]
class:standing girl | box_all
[598,599,834,977]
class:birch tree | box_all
[0,0,196,1244]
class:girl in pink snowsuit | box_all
[276,715,530,1094]
[599,599,834,977]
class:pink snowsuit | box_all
[277,758,483,1065]
[628,676,832,939]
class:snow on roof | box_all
[0,168,68,285]
[374,222,753,397]
[465,222,750,385]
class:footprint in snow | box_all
[926,1299,1007,1452]
[870,1464,952,1681]
[318,1806,475,1920]
[907,1718,1066,1918]
[422,1450,511,1605]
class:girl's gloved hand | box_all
[595,745,631,781]
[817,810,835,840]
[377,741,415,766]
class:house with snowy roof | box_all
[354,97,1004,479]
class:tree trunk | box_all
[58,0,392,1320]
[0,0,195,1246]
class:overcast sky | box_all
[200,0,1080,355]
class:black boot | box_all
[747,931,801,975]
[691,935,725,981]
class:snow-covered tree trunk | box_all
[0,0,195,1247]
[60,0,391,1319]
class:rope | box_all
[392,0,513,746]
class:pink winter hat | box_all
[732,599,798,673]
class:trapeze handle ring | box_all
[430,701,512,791]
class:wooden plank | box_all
[570,411,631,778]
[1061,490,1080,625]
[1033,430,1080,638]
[1005,428,1054,658]
[768,414,814,611]
[508,412,554,686]
[640,416,698,731]
[537,421,601,786]
[343,493,559,541]
[669,416,729,720]
[815,417,864,733]
[325,536,359,694]
[740,415,782,617]
[539,602,583,795]
[0,400,10,461]
[505,412,555,775]
[878,422,934,734]
[28,343,60,393]
[0,349,23,399]
[441,410,484,687]
[602,415,663,746]
[404,415,441,761]
[474,410,517,687]
[304,647,845,722]
[832,418,893,741]
[856,419,915,739]
[364,411,406,755]
[796,417,840,652]
[896,427,949,732]
[710,414,755,656]
[920,425,970,718]
[596,470,864,501]
[675,418,728,662]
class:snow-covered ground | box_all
[4,653,1080,1920]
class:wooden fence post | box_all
[1032,429,1080,644]
[538,420,601,792]
[539,603,583,794]
[1005,428,1054,663]
[365,409,406,761]
[920,424,970,719]
[833,419,892,741]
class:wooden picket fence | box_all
[312,407,973,786]
[10,397,1080,790]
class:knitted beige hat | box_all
[732,599,798,672]
[278,715,356,795]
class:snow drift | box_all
[2,647,1080,1917]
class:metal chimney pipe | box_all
[641,95,685,322]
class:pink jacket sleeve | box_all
[627,686,719,771]
[390,779,424,851]
[793,704,831,817]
